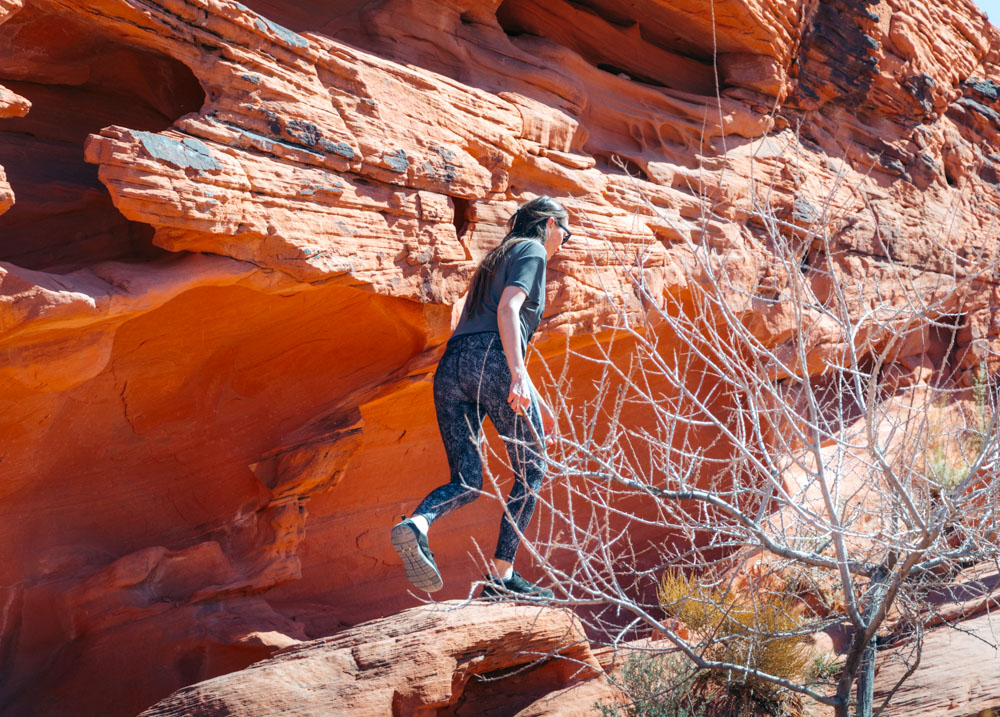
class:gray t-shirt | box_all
[451,239,547,352]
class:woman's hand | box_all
[508,370,533,416]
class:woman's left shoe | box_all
[478,570,554,600]
[391,517,444,592]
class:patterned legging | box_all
[414,332,546,563]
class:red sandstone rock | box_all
[139,602,615,716]
[0,84,29,118]
[874,571,1000,717]
[1,0,1000,714]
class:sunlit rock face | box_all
[1,0,999,714]
[140,602,617,717]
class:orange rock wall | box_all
[2,0,1000,714]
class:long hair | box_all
[466,196,567,316]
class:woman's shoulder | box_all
[506,239,546,260]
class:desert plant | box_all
[925,384,986,489]
[597,652,703,717]
[658,570,815,699]
[808,653,842,685]
[597,640,805,717]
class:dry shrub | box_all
[658,570,815,715]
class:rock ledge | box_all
[140,601,616,716]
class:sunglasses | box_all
[557,222,573,245]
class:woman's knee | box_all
[452,468,484,493]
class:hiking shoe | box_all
[391,517,443,592]
[478,570,554,600]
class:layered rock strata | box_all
[136,587,1000,717]
[1,0,999,714]
[877,609,1000,716]
[874,571,1000,717]
[139,602,615,716]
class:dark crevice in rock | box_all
[451,195,470,241]
[933,314,966,377]
[589,151,649,182]
[0,3,205,272]
[495,0,717,96]
[494,7,530,39]
[596,63,667,89]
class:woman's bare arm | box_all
[497,285,531,414]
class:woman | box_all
[390,195,572,599]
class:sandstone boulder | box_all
[140,601,616,716]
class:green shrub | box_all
[596,646,805,717]
[807,653,841,685]
[596,652,702,717]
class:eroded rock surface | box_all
[874,612,1000,717]
[1,0,1000,714]
[139,602,613,716]
[135,588,1000,717]
[875,568,1000,717]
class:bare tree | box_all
[472,165,1000,716]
